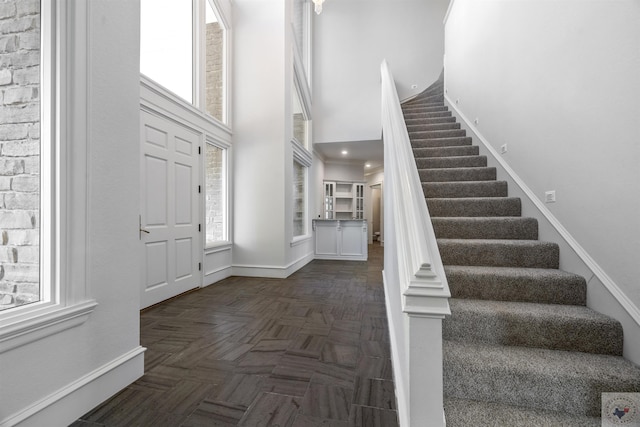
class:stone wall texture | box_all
[205,143,224,244]
[206,22,223,122]
[0,0,40,311]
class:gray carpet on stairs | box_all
[402,78,640,424]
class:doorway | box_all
[371,184,382,244]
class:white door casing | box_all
[140,110,201,309]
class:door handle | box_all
[139,215,150,240]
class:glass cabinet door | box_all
[324,182,335,219]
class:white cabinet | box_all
[323,181,365,220]
[313,219,368,261]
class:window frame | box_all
[196,0,231,126]
[0,0,96,354]
[204,137,230,249]
[140,0,231,127]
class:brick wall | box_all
[205,144,224,244]
[0,0,40,310]
[205,22,223,122]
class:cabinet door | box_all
[324,182,335,219]
[354,183,365,219]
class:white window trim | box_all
[204,136,231,249]
[0,0,96,354]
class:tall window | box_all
[140,0,228,124]
[140,0,193,103]
[293,160,306,237]
[205,142,227,245]
[0,1,41,311]
[205,0,226,122]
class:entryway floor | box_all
[71,244,399,426]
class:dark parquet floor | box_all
[72,244,398,426]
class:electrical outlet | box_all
[474,118,479,125]
[500,144,507,154]
[545,191,556,203]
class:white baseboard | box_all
[445,94,640,364]
[1,346,145,427]
[232,252,315,279]
[203,265,232,287]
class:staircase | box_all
[401,79,640,425]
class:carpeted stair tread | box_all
[437,238,559,269]
[426,197,522,217]
[402,104,448,113]
[409,129,467,139]
[404,116,456,126]
[443,340,640,416]
[432,216,537,240]
[403,110,452,119]
[419,166,496,182]
[411,136,473,149]
[444,298,623,355]
[416,155,487,169]
[423,181,508,198]
[444,265,587,305]
[413,145,479,158]
[444,398,600,427]
[403,100,444,109]
[406,122,461,132]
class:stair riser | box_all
[412,137,472,149]
[414,146,479,158]
[409,129,466,139]
[445,267,587,305]
[419,167,496,182]
[402,105,448,113]
[416,156,487,169]
[443,305,623,355]
[438,240,559,268]
[407,123,461,132]
[404,111,452,119]
[432,217,537,240]
[411,136,471,148]
[426,198,521,217]
[423,181,508,198]
[405,116,457,126]
[403,98,444,108]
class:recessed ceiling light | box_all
[341,150,348,155]
[365,163,371,168]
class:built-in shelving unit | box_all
[323,181,365,220]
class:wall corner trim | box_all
[444,94,640,330]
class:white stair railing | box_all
[381,60,451,427]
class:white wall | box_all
[1,1,143,425]
[324,162,365,183]
[445,0,640,342]
[313,0,450,144]
[232,0,314,277]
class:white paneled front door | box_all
[140,110,201,309]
